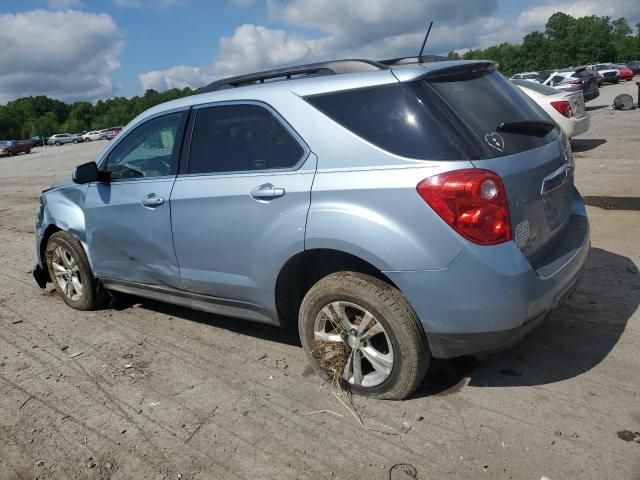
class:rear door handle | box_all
[250,183,286,201]
[141,194,164,208]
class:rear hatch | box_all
[405,65,573,263]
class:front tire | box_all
[45,231,109,310]
[299,272,429,400]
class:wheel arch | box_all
[275,248,400,326]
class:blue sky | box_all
[1,0,639,103]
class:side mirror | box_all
[72,161,101,184]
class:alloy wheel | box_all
[314,301,394,387]
[51,246,83,301]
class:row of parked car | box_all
[511,61,639,104]
[1,127,123,157]
[46,127,123,146]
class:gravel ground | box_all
[0,81,639,480]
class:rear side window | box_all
[306,84,469,160]
[188,104,304,174]
[306,70,558,160]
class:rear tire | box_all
[45,231,109,310]
[299,272,429,400]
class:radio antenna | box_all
[418,21,433,61]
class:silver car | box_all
[33,58,589,399]
[46,133,76,146]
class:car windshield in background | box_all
[306,70,558,160]
[512,79,561,96]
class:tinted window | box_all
[427,71,558,156]
[188,104,304,174]
[307,70,557,160]
[106,112,182,180]
[307,84,470,160]
[573,69,593,79]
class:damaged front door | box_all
[84,111,186,288]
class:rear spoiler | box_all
[414,61,498,81]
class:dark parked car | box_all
[0,140,33,157]
[31,136,44,146]
[541,67,599,102]
[625,61,640,76]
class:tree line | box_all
[0,87,195,140]
[450,13,640,75]
[2,12,640,140]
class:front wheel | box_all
[45,231,109,310]
[299,272,429,400]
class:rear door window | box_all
[188,104,304,174]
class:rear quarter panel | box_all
[306,164,472,272]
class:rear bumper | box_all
[385,191,590,359]
[565,114,590,138]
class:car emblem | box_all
[484,132,505,152]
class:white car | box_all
[513,79,590,138]
[82,131,105,142]
[511,71,540,82]
[587,63,619,84]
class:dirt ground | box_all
[0,81,639,480]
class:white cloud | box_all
[517,0,640,31]
[0,10,123,103]
[138,23,324,91]
[45,0,85,9]
[138,0,640,93]
[139,66,210,91]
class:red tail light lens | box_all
[417,169,511,245]
[551,100,573,118]
[569,79,584,85]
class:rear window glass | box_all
[306,70,558,160]
[573,69,592,79]
[512,79,559,96]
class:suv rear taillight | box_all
[551,100,573,118]
[417,169,511,245]
[569,79,584,85]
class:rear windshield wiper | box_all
[496,121,555,137]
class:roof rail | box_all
[379,55,448,66]
[200,59,388,93]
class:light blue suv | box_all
[33,58,590,399]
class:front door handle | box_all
[141,194,164,208]
[250,183,286,201]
